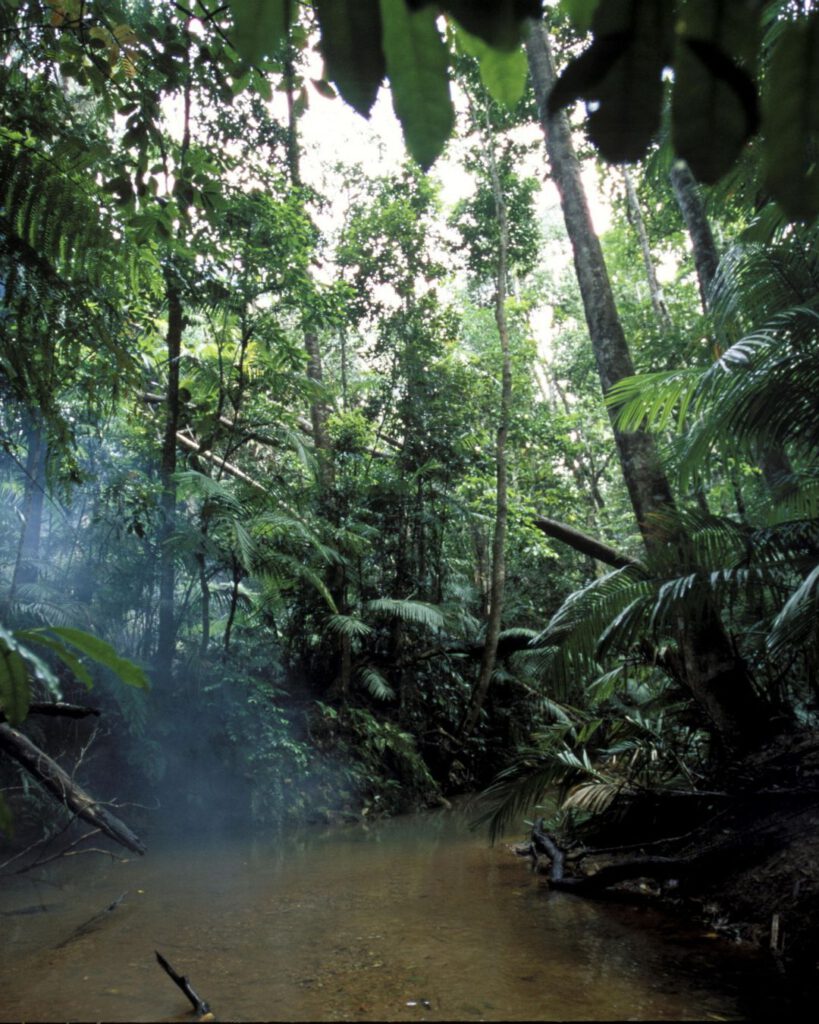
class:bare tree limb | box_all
[0,724,145,854]
[531,515,644,571]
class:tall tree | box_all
[525,17,772,750]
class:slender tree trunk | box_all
[155,265,183,680]
[669,160,719,310]
[622,167,671,330]
[462,136,512,738]
[525,20,772,750]
[10,418,47,599]
[671,159,794,494]
[525,22,677,545]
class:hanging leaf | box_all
[672,0,759,184]
[549,0,672,162]
[48,628,150,690]
[14,630,94,689]
[229,0,290,67]
[315,0,386,116]
[0,624,62,726]
[379,0,455,169]
[0,635,30,727]
[560,0,601,33]
[409,0,542,50]
[0,792,13,838]
[763,14,819,221]
[455,25,528,107]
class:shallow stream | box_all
[0,807,755,1021]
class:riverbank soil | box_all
[533,729,819,1012]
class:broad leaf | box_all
[315,0,385,116]
[229,0,290,67]
[15,629,94,689]
[49,628,150,690]
[410,0,541,50]
[455,25,528,107]
[379,0,455,169]
[763,15,819,221]
[560,0,601,33]
[0,635,30,726]
[672,0,759,184]
[0,792,12,838]
[549,0,672,162]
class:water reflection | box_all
[0,808,750,1021]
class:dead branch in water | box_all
[0,723,145,855]
[155,951,214,1019]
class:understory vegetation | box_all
[3,0,819,992]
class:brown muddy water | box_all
[0,807,755,1022]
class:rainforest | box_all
[3,1,819,1021]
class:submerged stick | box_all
[55,891,127,948]
[155,950,214,1019]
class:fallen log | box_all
[0,723,145,855]
[156,950,214,1020]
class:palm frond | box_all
[356,665,395,700]
[325,613,373,639]
[365,598,445,630]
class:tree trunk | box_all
[670,160,794,494]
[462,133,512,738]
[525,22,677,547]
[155,265,183,682]
[10,417,47,598]
[669,159,719,311]
[622,167,671,330]
[525,19,773,751]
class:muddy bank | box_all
[519,730,819,1012]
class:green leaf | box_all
[763,14,819,221]
[229,0,290,67]
[549,0,672,162]
[0,634,30,726]
[379,0,455,169]
[672,0,759,184]
[560,0,601,33]
[315,0,385,116]
[48,628,150,690]
[0,792,13,839]
[15,630,94,689]
[455,25,528,107]
[411,0,539,51]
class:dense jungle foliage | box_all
[3,0,819,934]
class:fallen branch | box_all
[55,891,127,948]
[0,702,101,724]
[0,723,145,854]
[531,515,644,571]
[530,820,566,882]
[155,951,214,1019]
